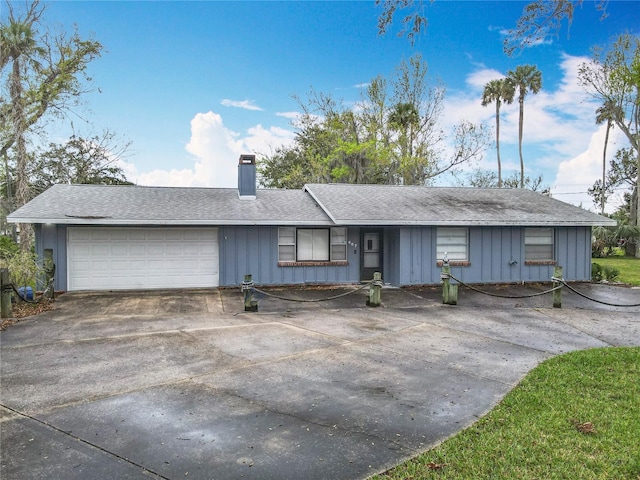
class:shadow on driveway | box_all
[1,284,639,479]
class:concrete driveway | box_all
[1,284,639,479]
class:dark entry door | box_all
[361,230,382,281]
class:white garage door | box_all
[67,227,219,291]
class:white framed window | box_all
[330,227,347,261]
[278,227,296,261]
[278,227,347,262]
[297,229,329,261]
[437,227,468,262]
[525,228,554,261]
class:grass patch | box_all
[592,256,640,286]
[373,347,640,480]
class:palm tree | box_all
[507,65,542,188]
[389,102,421,184]
[594,99,623,215]
[481,78,515,188]
[1,5,44,248]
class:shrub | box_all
[591,262,620,282]
[1,250,39,289]
[603,265,620,282]
[0,236,19,260]
[591,262,603,282]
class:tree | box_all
[503,1,608,56]
[579,34,640,257]
[594,99,622,214]
[481,78,515,188]
[28,131,133,196]
[376,0,429,45]
[588,147,638,256]
[507,65,542,188]
[0,0,102,249]
[458,168,548,192]
[259,55,489,189]
[0,131,132,234]
[376,0,609,54]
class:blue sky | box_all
[15,1,640,211]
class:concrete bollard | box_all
[242,274,258,312]
[553,265,563,308]
[366,271,382,307]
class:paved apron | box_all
[1,285,639,479]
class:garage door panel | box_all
[90,230,112,241]
[68,227,219,291]
[111,244,128,255]
[200,243,218,255]
[163,230,182,241]
[129,245,147,256]
[69,229,91,241]
[147,245,165,255]
[92,245,109,255]
[128,230,148,241]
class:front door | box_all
[361,230,382,281]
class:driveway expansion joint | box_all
[0,404,170,480]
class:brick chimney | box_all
[237,154,256,199]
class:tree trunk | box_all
[601,122,610,215]
[496,101,502,188]
[518,97,524,188]
[634,181,640,259]
[10,57,32,251]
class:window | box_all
[297,229,329,261]
[330,227,347,261]
[437,227,468,262]
[278,227,296,261]
[525,228,554,261]
[278,227,347,262]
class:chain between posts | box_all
[443,271,563,299]
[251,282,372,303]
[443,270,640,308]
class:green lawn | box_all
[373,347,640,480]
[592,255,640,286]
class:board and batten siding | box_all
[34,223,593,291]
[35,223,68,292]
[218,226,361,287]
[397,226,593,286]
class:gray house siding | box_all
[219,226,361,287]
[35,223,68,292]
[556,226,592,281]
[396,225,593,286]
[34,223,593,291]
[382,228,401,286]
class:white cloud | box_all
[551,125,628,212]
[465,68,505,90]
[244,124,296,156]
[497,28,553,48]
[443,53,609,189]
[276,111,300,120]
[220,99,263,111]
[131,111,294,188]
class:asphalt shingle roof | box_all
[8,184,333,225]
[8,182,615,227]
[304,184,615,227]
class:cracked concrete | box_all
[1,284,639,479]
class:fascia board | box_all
[7,217,334,226]
[329,219,617,227]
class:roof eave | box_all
[7,217,334,226]
[329,219,617,227]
